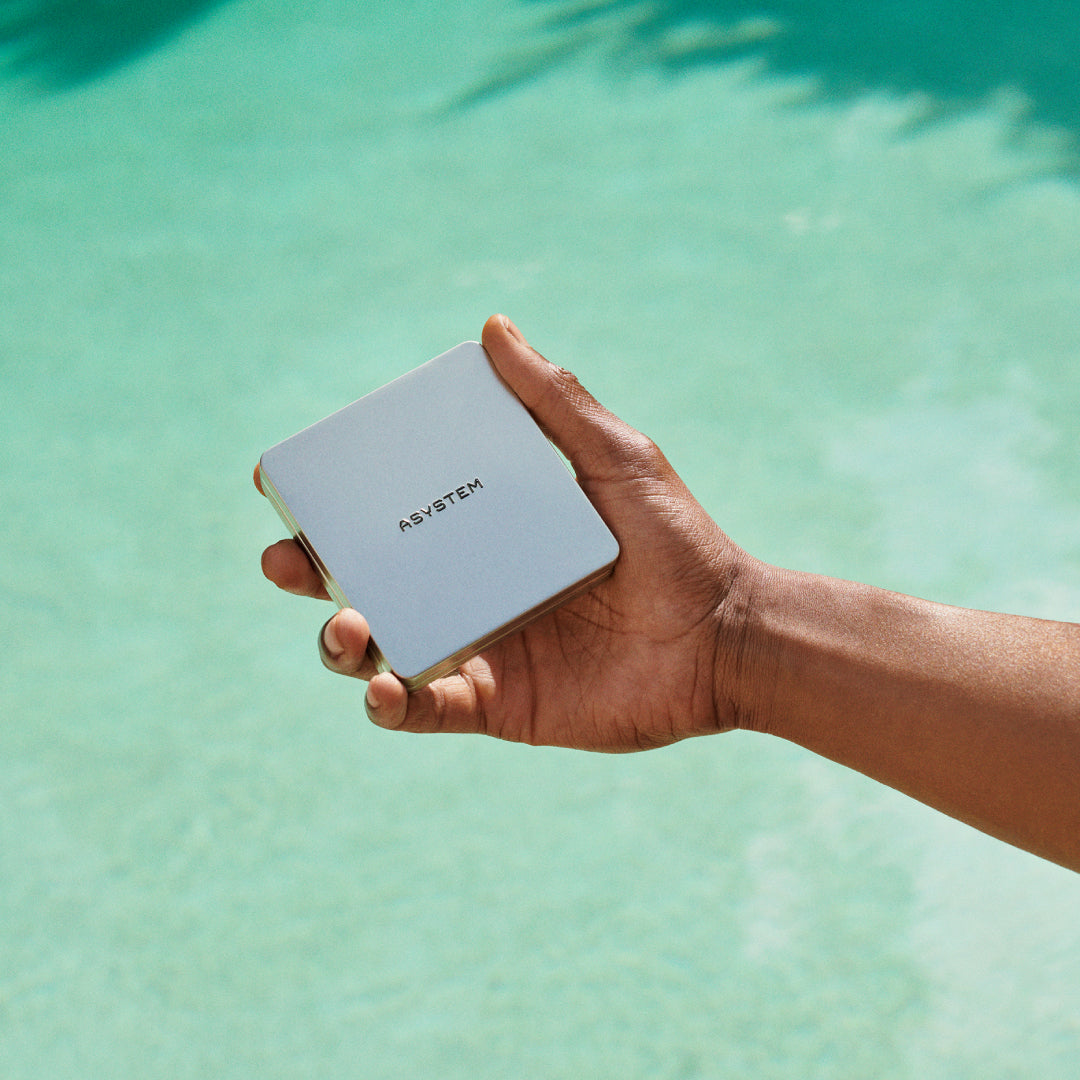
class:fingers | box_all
[365,666,492,736]
[481,314,644,483]
[364,672,409,727]
[261,538,330,599]
[319,607,379,680]
[256,463,331,598]
[323,614,490,736]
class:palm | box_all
[412,463,739,751]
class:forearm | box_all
[741,564,1080,870]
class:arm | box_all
[259,315,1080,871]
[747,568,1080,870]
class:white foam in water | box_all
[2,0,1079,1076]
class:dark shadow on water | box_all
[4,0,1078,169]
[460,0,1080,162]
[0,0,231,90]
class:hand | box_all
[259,317,1080,868]
[258,315,763,751]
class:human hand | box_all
[257,315,763,751]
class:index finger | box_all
[261,538,331,600]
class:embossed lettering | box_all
[399,479,484,533]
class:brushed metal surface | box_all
[260,342,619,688]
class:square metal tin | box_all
[259,341,620,690]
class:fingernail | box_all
[322,618,344,660]
[365,681,388,726]
[499,315,525,343]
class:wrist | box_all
[713,561,878,740]
[732,565,954,749]
[708,552,784,736]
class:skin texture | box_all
[258,315,1080,871]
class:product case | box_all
[259,341,620,689]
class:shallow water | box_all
[2,1,1079,1076]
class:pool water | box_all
[2,1,1079,1076]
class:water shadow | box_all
[0,0,231,90]
[461,0,1080,158]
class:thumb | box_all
[481,314,637,481]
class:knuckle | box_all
[539,363,585,411]
[617,427,670,477]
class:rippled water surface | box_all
[2,1,1079,1076]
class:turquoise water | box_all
[3,1,1080,1076]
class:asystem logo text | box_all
[399,478,484,531]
